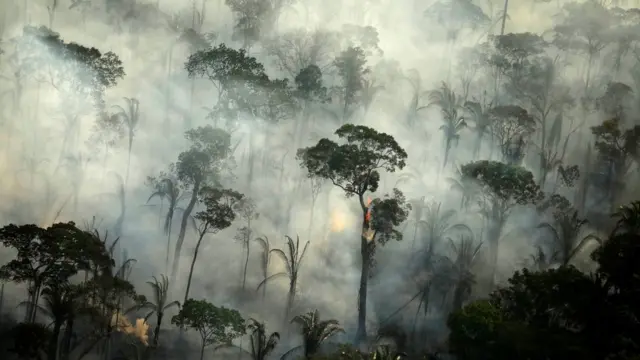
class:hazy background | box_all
[0,0,635,357]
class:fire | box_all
[330,209,347,232]
[111,312,149,346]
[365,197,373,223]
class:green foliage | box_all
[185,44,267,92]
[171,299,245,347]
[449,215,640,360]
[370,188,411,244]
[295,65,329,102]
[297,124,407,197]
[247,319,280,360]
[290,309,344,358]
[590,117,640,165]
[196,186,244,233]
[0,222,112,286]
[461,160,543,206]
[333,47,369,112]
[172,125,234,187]
[17,25,125,112]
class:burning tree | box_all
[297,124,410,344]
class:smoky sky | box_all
[0,0,622,357]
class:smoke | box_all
[0,0,629,357]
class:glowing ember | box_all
[365,197,373,223]
[111,313,149,346]
[363,197,375,242]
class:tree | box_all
[446,236,483,311]
[246,319,280,360]
[17,26,125,160]
[157,125,234,283]
[537,207,598,266]
[590,117,640,213]
[145,176,183,272]
[171,299,245,360]
[297,124,409,343]
[112,97,141,185]
[290,310,344,359]
[333,47,369,124]
[464,100,492,159]
[461,160,543,284]
[253,236,272,300]
[258,235,309,322]
[553,1,614,93]
[184,187,243,303]
[428,82,467,169]
[133,275,180,347]
[233,197,259,291]
[0,222,111,323]
[488,105,535,165]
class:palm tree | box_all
[257,235,310,321]
[254,236,272,300]
[146,177,183,272]
[113,97,141,186]
[403,197,429,251]
[446,235,482,311]
[133,275,180,347]
[428,82,466,169]
[447,166,479,210]
[537,211,599,266]
[289,310,344,359]
[421,201,471,259]
[463,100,492,159]
[612,201,640,235]
[246,319,280,360]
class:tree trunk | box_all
[199,343,205,360]
[61,317,74,360]
[355,208,370,345]
[242,239,250,290]
[154,312,163,346]
[185,231,206,304]
[171,180,201,283]
[48,320,63,360]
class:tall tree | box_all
[257,235,309,322]
[133,274,180,347]
[112,97,141,186]
[461,160,543,285]
[333,47,369,124]
[184,187,243,303]
[297,124,410,344]
[253,236,272,300]
[154,126,234,283]
[429,82,467,169]
[233,197,259,291]
[146,176,183,272]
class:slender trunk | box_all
[126,132,133,186]
[355,230,370,345]
[500,0,509,35]
[199,342,205,360]
[171,180,201,282]
[154,312,163,346]
[585,51,594,95]
[61,317,74,360]
[48,320,63,360]
[184,231,206,304]
[242,239,250,290]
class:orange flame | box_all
[365,197,373,223]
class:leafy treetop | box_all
[297,124,407,203]
[172,299,246,347]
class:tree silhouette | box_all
[246,318,280,360]
[171,299,245,360]
[461,160,543,284]
[297,124,409,344]
[253,236,272,300]
[133,274,180,347]
[184,187,243,303]
[428,82,467,169]
[146,176,184,272]
[233,197,259,291]
[157,126,234,283]
[333,47,369,124]
[257,235,309,322]
[290,309,344,359]
[112,97,141,186]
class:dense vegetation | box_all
[1,0,640,359]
